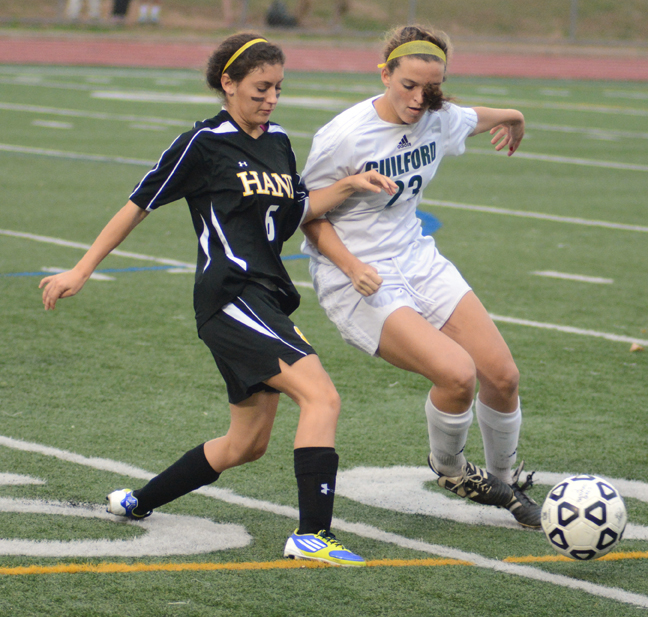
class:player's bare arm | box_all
[39,200,148,310]
[302,218,383,297]
[470,107,525,156]
[304,170,397,223]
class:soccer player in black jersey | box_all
[40,32,396,567]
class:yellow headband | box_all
[378,40,446,69]
[222,38,268,74]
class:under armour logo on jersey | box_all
[397,134,411,149]
[238,161,248,167]
[321,483,334,495]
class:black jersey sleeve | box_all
[129,130,207,211]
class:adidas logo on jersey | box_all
[397,134,411,149]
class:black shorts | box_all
[198,283,316,404]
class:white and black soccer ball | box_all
[541,475,627,560]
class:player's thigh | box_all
[440,291,519,392]
[265,354,340,412]
[378,306,476,389]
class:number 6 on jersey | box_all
[265,205,280,241]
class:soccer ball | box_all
[541,475,627,560]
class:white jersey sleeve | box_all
[444,103,478,157]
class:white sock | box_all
[476,398,521,484]
[425,397,473,477]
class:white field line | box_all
[4,102,648,143]
[422,199,648,233]
[2,65,647,102]
[531,271,614,284]
[3,70,648,117]
[3,140,646,175]
[4,69,648,117]
[2,227,645,345]
[0,229,193,268]
[0,77,95,91]
[31,120,73,130]
[91,90,351,111]
[460,96,648,117]
[468,147,648,172]
[605,90,648,101]
[0,143,156,167]
[1,435,647,608]
[0,102,190,126]
[526,122,648,141]
[490,315,648,347]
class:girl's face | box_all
[222,62,284,135]
[377,56,445,125]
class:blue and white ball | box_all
[541,475,627,560]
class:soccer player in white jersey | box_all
[301,25,541,528]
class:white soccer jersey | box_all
[301,96,478,263]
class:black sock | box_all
[294,447,338,535]
[132,443,220,515]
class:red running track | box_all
[1,35,648,81]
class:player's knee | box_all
[300,376,340,416]
[316,383,341,420]
[488,361,520,401]
[445,364,477,408]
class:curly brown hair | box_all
[206,32,285,95]
[382,25,453,112]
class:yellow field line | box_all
[504,551,648,564]
[0,557,471,575]
[1,552,646,576]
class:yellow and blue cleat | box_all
[284,529,366,567]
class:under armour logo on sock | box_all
[321,483,334,495]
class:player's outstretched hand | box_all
[39,268,89,311]
[490,117,525,156]
[348,170,398,195]
[347,259,383,297]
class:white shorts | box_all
[309,236,471,356]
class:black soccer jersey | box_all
[129,110,309,328]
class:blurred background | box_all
[2,0,647,46]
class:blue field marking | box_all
[281,254,307,261]
[3,211,442,278]
[417,210,443,235]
